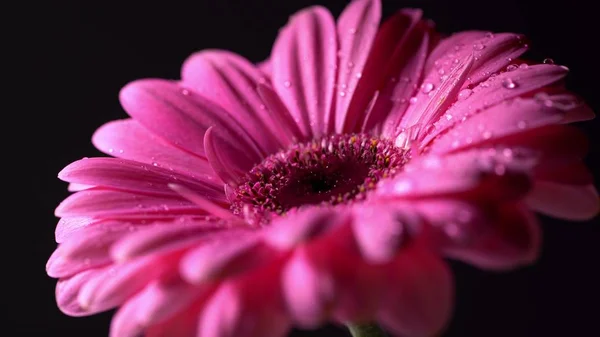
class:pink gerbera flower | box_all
[48,1,598,336]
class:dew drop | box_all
[458,88,473,100]
[485,32,495,39]
[482,130,492,139]
[506,64,518,72]
[349,27,357,34]
[283,81,292,88]
[118,149,124,154]
[347,61,354,68]
[519,63,529,69]
[421,83,434,94]
[473,43,485,51]
[259,104,266,110]
[517,120,527,129]
[502,78,518,89]
[355,72,363,79]
[152,162,158,167]
[339,91,346,97]
[181,89,190,96]
[108,148,114,153]
[438,68,445,75]
[409,97,418,104]
[494,164,506,175]
[543,58,554,64]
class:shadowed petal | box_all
[271,6,337,138]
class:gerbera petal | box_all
[203,127,254,186]
[181,50,285,152]
[93,119,218,179]
[55,270,101,316]
[256,82,306,143]
[180,233,269,284]
[351,204,420,263]
[377,150,533,202]
[110,221,229,262]
[415,200,541,269]
[263,208,344,250]
[55,217,98,243]
[119,78,264,160]
[77,254,179,314]
[199,266,289,337]
[423,64,568,146]
[282,247,336,328]
[334,0,381,132]
[392,54,474,135]
[527,183,599,221]
[429,97,568,153]
[58,158,226,202]
[271,6,337,138]
[47,244,111,278]
[377,247,453,337]
[347,9,432,133]
[108,279,205,337]
[402,33,528,133]
[55,189,201,218]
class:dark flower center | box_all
[230,134,410,224]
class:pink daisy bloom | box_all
[48,1,598,336]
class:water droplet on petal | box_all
[349,27,357,35]
[355,72,362,79]
[517,120,527,129]
[485,32,495,39]
[473,43,485,51]
[339,91,346,97]
[502,78,518,89]
[519,63,529,69]
[482,131,492,139]
[108,148,114,153]
[543,58,554,64]
[181,89,190,96]
[458,88,472,100]
[494,164,506,175]
[421,83,434,94]
[409,97,418,104]
[284,81,292,88]
[118,149,124,154]
[506,64,519,72]
[152,162,158,166]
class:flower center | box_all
[230,134,410,224]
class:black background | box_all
[17,0,599,336]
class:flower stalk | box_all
[347,323,388,337]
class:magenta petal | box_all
[58,158,226,202]
[108,280,204,337]
[56,270,102,316]
[334,0,381,132]
[429,97,567,154]
[396,54,474,134]
[204,127,253,186]
[377,150,533,201]
[55,189,201,218]
[282,248,335,328]
[423,64,568,146]
[119,78,264,160]
[256,82,306,144]
[47,245,111,278]
[77,255,177,314]
[110,220,226,262]
[350,9,431,133]
[181,50,284,153]
[263,208,344,250]
[271,6,337,138]
[351,205,419,263]
[199,276,289,337]
[55,217,98,243]
[377,248,453,337]
[180,232,261,284]
[93,119,218,179]
[527,183,599,220]
[403,33,528,133]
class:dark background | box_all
[17,0,599,336]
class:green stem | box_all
[346,323,388,337]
